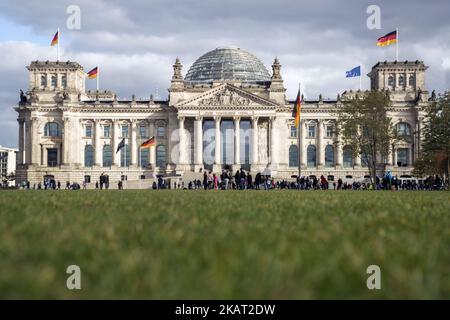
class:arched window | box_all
[51,75,57,87]
[325,145,334,167]
[156,145,166,167]
[408,75,415,86]
[102,145,112,167]
[307,145,316,168]
[44,122,61,137]
[84,145,94,167]
[399,75,405,86]
[388,75,394,87]
[120,145,130,167]
[396,122,412,137]
[41,75,47,87]
[289,145,299,167]
[139,147,150,168]
[343,145,353,168]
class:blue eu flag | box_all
[346,66,361,78]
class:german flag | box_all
[87,67,98,79]
[141,136,155,148]
[50,30,59,46]
[292,88,301,128]
[377,30,397,47]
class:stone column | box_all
[130,120,137,166]
[30,116,39,165]
[17,119,24,165]
[25,119,32,165]
[251,117,258,166]
[335,142,343,168]
[112,120,120,166]
[415,118,423,162]
[408,147,413,167]
[46,74,51,90]
[234,116,241,166]
[354,127,361,167]
[300,120,307,167]
[149,121,156,169]
[387,143,393,166]
[214,116,221,166]
[354,152,361,166]
[178,116,186,165]
[317,120,324,167]
[62,117,70,165]
[270,117,277,166]
[194,116,203,168]
[393,146,397,167]
[94,119,101,166]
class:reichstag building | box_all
[14,47,429,186]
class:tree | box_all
[413,91,450,185]
[336,91,399,185]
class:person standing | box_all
[247,173,253,189]
[203,171,208,190]
[213,173,218,190]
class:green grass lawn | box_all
[0,190,448,299]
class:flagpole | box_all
[57,27,60,61]
[139,146,142,189]
[396,27,399,61]
[297,82,301,180]
[97,66,100,91]
[359,66,362,91]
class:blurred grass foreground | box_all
[0,190,448,299]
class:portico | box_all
[175,113,277,173]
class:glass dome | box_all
[184,47,271,84]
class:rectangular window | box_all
[122,125,129,137]
[290,125,297,138]
[397,148,409,167]
[103,125,111,138]
[84,175,91,183]
[0,152,7,177]
[61,75,67,88]
[47,148,58,167]
[85,125,93,138]
[139,125,148,138]
[326,125,333,138]
[308,125,316,138]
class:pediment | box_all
[174,84,280,109]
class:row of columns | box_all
[93,119,158,168]
[177,116,275,168]
[299,120,363,168]
[91,119,157,168]
[17,117,160,168]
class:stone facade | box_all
[14,53,430,187]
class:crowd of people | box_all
[9,171,448,191]
[154,169,448,191]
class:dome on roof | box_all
[184,47,271,84]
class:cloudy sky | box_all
[0,0,449,147]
